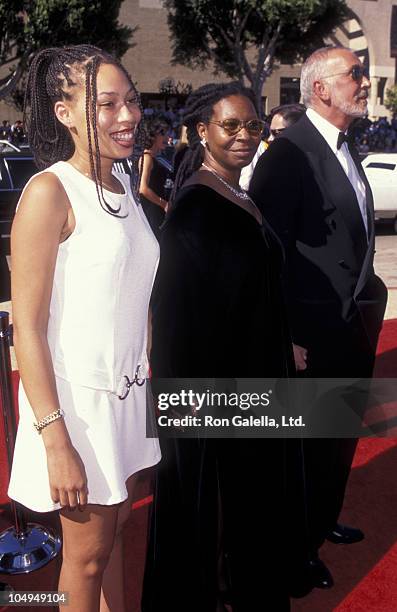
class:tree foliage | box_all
[165,0,350,111]
[385,85,397,117]
[0,0,135,107]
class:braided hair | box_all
[169,82,256,208]
[24,45,145,217]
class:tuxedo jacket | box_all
[249,115,387,374]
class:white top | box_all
[306,108,368,237]
[20,161,159,393]
[239,140,267,190]
[9,160,161,511]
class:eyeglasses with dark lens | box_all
[209,118,266,135]
[322,64,369,83]
[270,128,285,137]
[349,65,369,81]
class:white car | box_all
[362,153,397,233]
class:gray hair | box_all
[300,45,351,107]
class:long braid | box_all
[168,81,257,210]
[24,44,143,217]
[89,56,125,216]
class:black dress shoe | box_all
[326,523,364,544]
[308,556,334,589]
[219,589,232,605]
[288,556,333,596]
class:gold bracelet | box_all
[34,408,64,434]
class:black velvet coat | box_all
[151,184,293,378]
[142,184,294,612]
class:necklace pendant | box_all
[202,163,250,201]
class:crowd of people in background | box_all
[2,105,397,155]
[141,105,397,155]
[0,119,27,146]
[352,116,397,153]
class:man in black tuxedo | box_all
[250,46,388,588]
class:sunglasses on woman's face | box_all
[322,64,369,83]
[208,118,266,136]
[270,128,285,137]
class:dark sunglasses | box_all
[208,118,266,136]
[322,64,369,82]
[270,128,285,137]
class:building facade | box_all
[118,0,397,119]
[0,0,395,123]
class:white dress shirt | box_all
[239,140,267,190]
[306,108,368,237]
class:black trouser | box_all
[290,335,375,562]
[299,437,359,554]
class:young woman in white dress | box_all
[8,45,160,612]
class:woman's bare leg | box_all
[59,503,119,612]
[100,473,140,612]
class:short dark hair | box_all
[267,103,306,128]
[143,118,168,149]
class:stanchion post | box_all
[0,311,62,574]
[0,312,16,466]
[0,312,27,535]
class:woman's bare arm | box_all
[11,172,87,507]
[139,152,167,209]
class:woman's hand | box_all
[293,343,308,371]
[46,444,88,510]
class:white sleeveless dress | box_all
[8,161,161,512]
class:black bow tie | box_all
[337,132,352,150]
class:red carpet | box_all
[335,541,397,612]
[293,319,397,612]
[0,319,396,611]
[374,318,397,377]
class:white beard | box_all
[332,92,368,118]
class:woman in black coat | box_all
[142,82,297,612]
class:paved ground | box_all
[374,232,397,320]
[1,229,396,371]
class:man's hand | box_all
[293,343,308,371]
